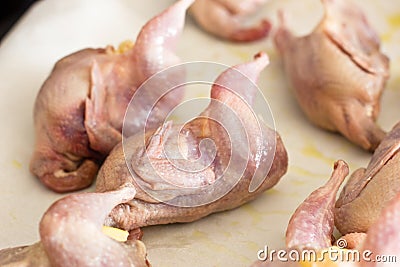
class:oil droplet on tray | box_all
[227,47,251,61]
[301,142,335,165]
[263,188,280,196]
[290,179,306,186]
[387,14,400,28]
[241,204,262,224]
[12,160,22,169]
[290,166,324,178]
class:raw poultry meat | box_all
[251,160,400,266]
[30,0,193,193]
[189,0,271,42]
[274,0,389,151]
[285,160,348,250]
[335,122,400,235]
[0,185,149,267]
[96,52,288,231]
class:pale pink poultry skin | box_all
[189,0,271,42]
[0,185,150,267]
[96,53,288,231]
[334,122,400,235]
[285,160,348,251]
[274,0,389,151]
[251,160,400,267]
[30,0,194,193]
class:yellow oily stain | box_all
[192,229,208,240]
[265,209,290,215]
[241,204,262,224]
[388,14,400,28]
[196,93,208,98]
[266,48,277,58]
[243,241,260,251]
[263,188,281,196]
[277,191,302,198]
[190,91,209,99]
[191,230,250,264]
[266,186,299,198]
[290,179,307,186]
[12,160,22,169]
[222,231,232,238]
[205,242,250,263]
[301,142,335,165]
[382,14,400,42]
[290,165,323,178]
[8,211,17,221]
[380,32,392,42]
[227,47,251,61]
[230,220,240,227]
[387,75,400,91]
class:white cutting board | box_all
[0,0,399,266]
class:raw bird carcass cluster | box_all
[1,0,399,266]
